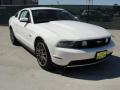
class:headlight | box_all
[56,41,76,48]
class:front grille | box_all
[73,37,111,49]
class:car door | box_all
[16,10,34,48]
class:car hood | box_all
[35,20,111,40]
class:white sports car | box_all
[9,7,114,70]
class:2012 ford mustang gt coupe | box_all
[9,7,115,70]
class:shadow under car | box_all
[49,55,120,81]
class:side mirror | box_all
[20,18,29,22]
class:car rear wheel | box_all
[35,40,53,70]
[10,28,19,45]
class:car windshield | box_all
[32,9,77,23]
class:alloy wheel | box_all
[36,42,48,67]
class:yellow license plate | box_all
[96,51,107,60]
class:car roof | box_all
[25,7,64,10]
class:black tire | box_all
[35,40,53,70]
[10,27,19,45]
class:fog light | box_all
[81,41,87,47]
[105,38,109,43]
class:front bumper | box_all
[52,41,115,66]
[67,53,112,67]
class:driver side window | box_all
[19,10,31,22]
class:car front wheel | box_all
[35,40,53,70]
